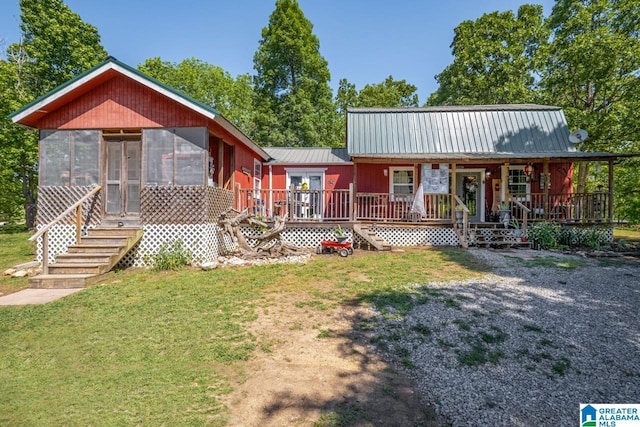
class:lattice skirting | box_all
[118,223,232,267]
[35,224,78,263]
[365,225,460,247]
[238,225,460,248]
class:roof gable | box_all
[10,56,221,126]
[10,57,270,161]
[347,105,576,159]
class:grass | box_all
[0,246,485,425]
[0,226,35,295]
[613,227,640,242]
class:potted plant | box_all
[508,218,525,239]
[334,225,348,243]
[498,201,510,223]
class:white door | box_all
[288,172,323,219]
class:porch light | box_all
[383,169,388,176]
[524,164,534,176]
[485,170,492,179]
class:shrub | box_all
[527,222,558,250]
[152,239,192,271]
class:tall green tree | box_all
[335,76,419,141]
[253,0,339,147]
[0,0,106,226]
[427,4,549,106]
[139,57,255,135]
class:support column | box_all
[501,162,509,202]
[543,161,550,219]
[352,162,358,221]
[608,159,614,222]
[450,163,456,222]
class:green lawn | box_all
[0,226,35,294]
[0,246,487,426]
[614,227,640,242]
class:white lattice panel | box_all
[35,224,80,263]
[369,225,460,246]
[118,223,225,267]
[238,226,353,249]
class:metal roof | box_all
[347,105,577,158]
[265,147,351,164]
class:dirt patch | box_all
[223,293,438,426]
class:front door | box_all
[106,140,141,216]
[288,172,323,219]
[455,171,483,222]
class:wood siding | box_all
[267,165,353,191]
[38,75,208,129]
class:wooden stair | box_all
[468,223,531,249]
[29,227,143,289]
[353,223,392,251]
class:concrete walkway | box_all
[0,288,83,306]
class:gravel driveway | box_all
[370,249,640,426]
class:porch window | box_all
[507,166,531,201]
[389,167,414,197]
[253,159,262,198]
[40,130,100,187]
[144,127,207,186]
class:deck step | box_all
[55,253,117,264]
[29,227,143,289]
[352,224,392,251]
[28,273,109,289]
[47,262,110,275]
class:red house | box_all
[11,59,622,287]
[10,57,269,286]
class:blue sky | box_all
[0,0,556,103]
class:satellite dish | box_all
[569,129,589,144]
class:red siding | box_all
[266,165,353,190]
[37,75,207,129]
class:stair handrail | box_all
[453,195,470,248]
[508,197,530,235]
[29,185,102,274]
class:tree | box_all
[0,0,107,227]
[253,0,339,147]
[335,76,419,141]
[427,4,549,106]
[540,0,640,193]
[139,57,255,135]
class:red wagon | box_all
[316,239,354,257]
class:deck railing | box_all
[237,187,453,222]
[510,192,610,223]
[29,185,102,274]
[237,188,610,224]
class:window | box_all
[144,127,207,186]
[40,130,100,187]
[253,159,262,198]
[507,166,530,201]
[389,167,414,198]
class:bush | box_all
[528,223,610,250]
[527,222,558,250]
[152,239,192,271]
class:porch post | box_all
[217,139,224,187]
[501,162,509,202]
[450,163,456,223]
[352,162,358,221]
[543,161,550,219]
[608,158,614,222]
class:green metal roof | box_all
[347,105,580,158]
[265,147,351,164]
